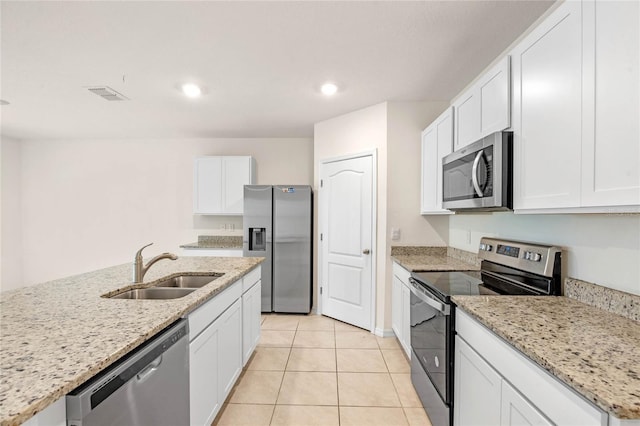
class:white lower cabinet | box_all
[391,262,412,359]
[455,309,608,426]
[242,279,262,366]
[501,380,552,426]
[187,266,261,426]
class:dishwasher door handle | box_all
[136,355,163,382]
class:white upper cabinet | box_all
[513,0,640,212]
[194,156,255,215]
[421,107,454,214]
[453,56,511,150]
[581,0,640,207]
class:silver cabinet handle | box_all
[363,249,370,255]
[471,150,484,197]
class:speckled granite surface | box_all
[0,256,263,426]
[180,235,243,249]
[565,278,640,322]
[391,246,480,272]
[452,296,640,419]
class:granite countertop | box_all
[180,235,243,249]
[452,295,640,419]
[0,256,263,426]
[391,246,480,272]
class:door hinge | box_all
[320,233,323,241]
[320,287,323,295]
[320,179,323,188]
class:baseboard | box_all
[374,327,395,338]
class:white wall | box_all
[10,137,312,289]
[314,101,448,333]
[450,213,640,295]
[1,137,24,290]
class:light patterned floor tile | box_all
[404,407,433,426]
[297,315,336,330]
[276,371,338,405]
[337,372,401,407]
[292,330,335,348]
[262,315,300,330]
[376,335,402,349]
[214,403,274,426]
[286,348,337,372]
[337,348,387,372]
[271,405,339,426]
[391,373,423,407]
[259,330,296,347]
[247,347,291,371]
[382,349,410,373]
[340,407,408,426]
[335,330,379,348]
[334,320,365,332]
[229,371,284,404]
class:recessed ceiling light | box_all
[182,83,202,98]
[321,82,338,96]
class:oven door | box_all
[408,278,452,405]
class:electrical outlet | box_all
[391,228,401,241]
[466,230,472,244]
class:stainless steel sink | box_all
[154,273,223,289]
[110,287,196,300]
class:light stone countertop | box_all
[452,295,640,419]
[0,256,263,426]
[180,235,243,249]
[391,246,480,272]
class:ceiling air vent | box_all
[87,86,129,101]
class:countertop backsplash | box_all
[565,277,640,322]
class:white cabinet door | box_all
[22,397,66,426]
[454,336,502,426]
[421,107,454,214]
[223,156,254,214]
[501,381,552,426]
[453,91,480,150]
[189,317,220,426]
[391,275,403,342]
[454,56,511,151]
[194,156,254,215]
[400,282,411,358]
[479,56,511,137]
[581,0,640,207]
[218,298,243,403]
[242,280,262,366]
[512,1,583,210]
[194,157,223,214]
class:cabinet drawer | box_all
[189,280,242,341]
[242,266,261,293]
[456,310,606,426]
[392,261,411,283]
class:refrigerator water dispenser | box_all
[250,228,266,251]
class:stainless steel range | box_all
[408,237,562,426]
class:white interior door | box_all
[319,154,374,330]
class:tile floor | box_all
[213,314,432,426]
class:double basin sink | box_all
[109,273,224,300]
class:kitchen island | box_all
[0,256,263,426]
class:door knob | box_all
[363,249,371,255]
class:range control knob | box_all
[524,251,531,260]
[479,243,486,251]
[486,244,493,252]
[532,253,542,262]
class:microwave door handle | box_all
[471,151,484,197]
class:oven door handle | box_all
[408,278,449,314]
[471,150,484,197]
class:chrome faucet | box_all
[133,243,178,283]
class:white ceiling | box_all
[0,0,554,140]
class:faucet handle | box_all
[135,242,154,259]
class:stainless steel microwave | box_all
[442,131,513,211]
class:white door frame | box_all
[317,149,377,333]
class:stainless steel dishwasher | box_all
[66,319,189,426]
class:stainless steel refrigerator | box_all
[243,185,312,313]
